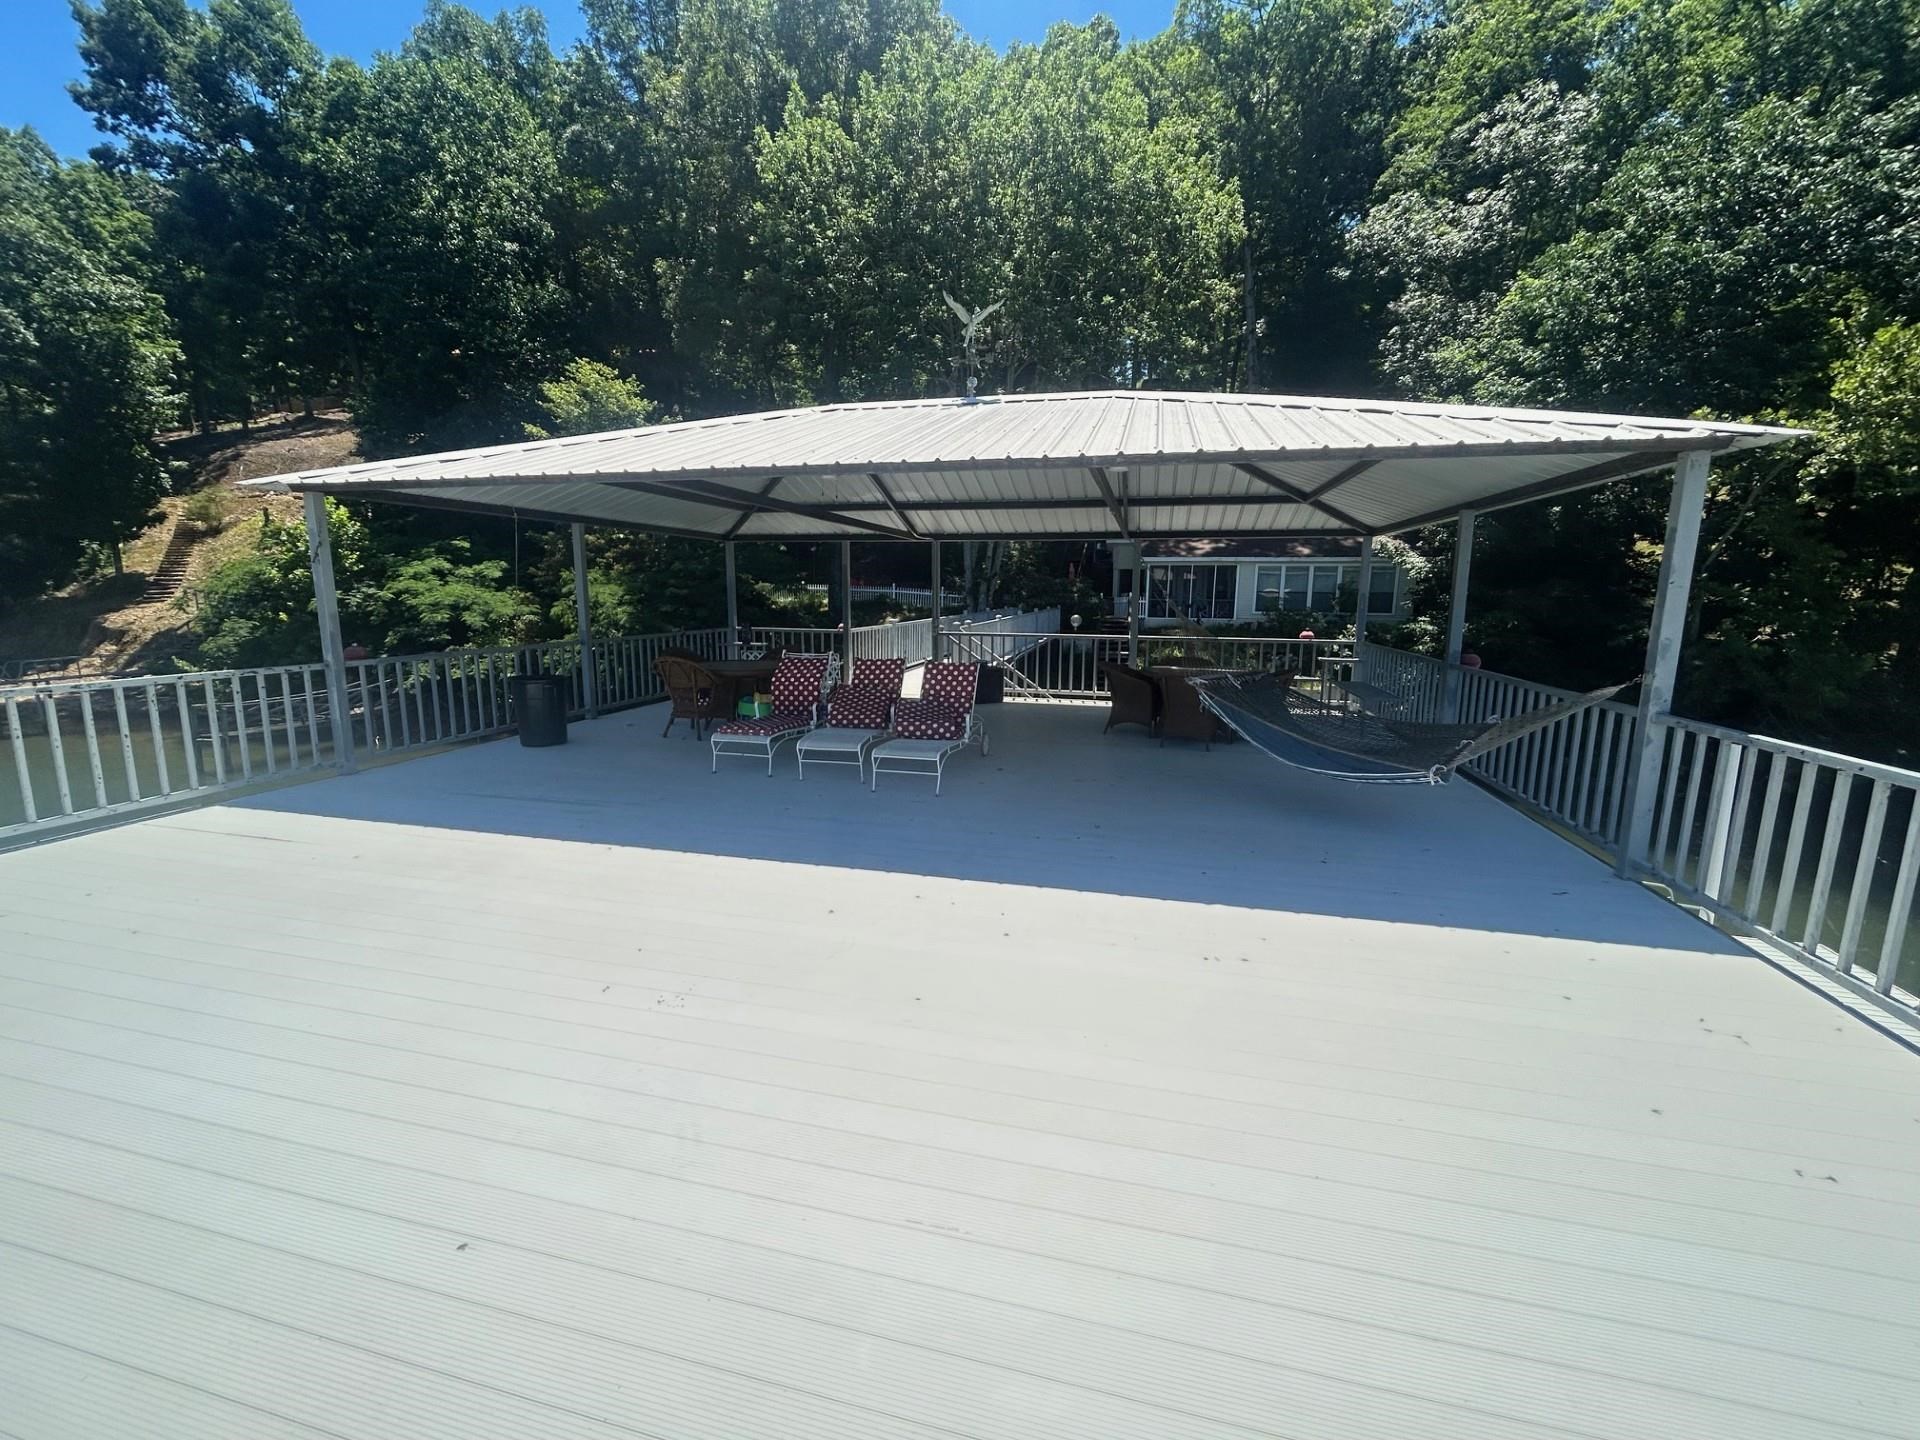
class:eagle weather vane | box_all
[943,291,1004,400]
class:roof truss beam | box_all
[1304,457,1379,500]
[1385,450,1689,532]
[1233,463,1374,533]
[611,476,919,542]
[723,476,784,540]
[866,472,922,538]
[1088,466,1129,538]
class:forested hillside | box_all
[3,0,1917,757]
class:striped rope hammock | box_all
[1191,672,1633,786]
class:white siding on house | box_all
[1116,558,1406,624]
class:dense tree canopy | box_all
[3,0,1918,756]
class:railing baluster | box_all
[1771,760,1817,936]
[231,673,253,780]
[1801,770,1853,956]
[174,678,200,790]
[304,668,324,764]
[41,694,74,814]
[111,683,141,803]
[1836,779,1891,975]
[6,696,37,823]
[1698,740,1743,901]
[78,692,110,807]
[201,677,227,785]
[145,680,171,796]
[1876,799,1920,996]
[377,662,395,751]
[1718,744,1759,904]
[1742,752,1787,919]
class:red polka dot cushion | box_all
[825,686,892,729]
[919,662,978,711]
[770,655,831,715]
[892,699,968,740]
[711,713,811,736]
[850,658,906,699]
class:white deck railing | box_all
[750,607,1059,668]
[1353,641,1919,1022]
[0,626,730,840]
[941,631,1350,700]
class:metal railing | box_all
[1637,718,1919,1014]
[1,626,731,840]
[3,665,338,838]
[1352,642,1919,1020]
[749,608,1059,669]
[1353,642,1642,855]
[939,632,1350,701]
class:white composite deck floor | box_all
[1,702,1917,1439]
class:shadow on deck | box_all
[232,700,1731,952]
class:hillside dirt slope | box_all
[0,413,359,677]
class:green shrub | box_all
[179,487,228,534]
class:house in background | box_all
[1110,538,1408,627]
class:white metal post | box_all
[1619,449,1713,873]
[571,523,597,718]
[303,491,355,771]
[724,541,740,657]
[929,541,942,661]
[1129,558,1144,666]
[1442,510,1475,721]
[840,540,855,677]
[1352,537,1375,676]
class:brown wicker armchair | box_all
[655,655,725,739]
[1101,664,1161,736]
[1156,668,1235,749]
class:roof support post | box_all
[1129,554,1144,667]
[724,541,740,658]
[840,540,855,679]
[1442,510,1475,722]
[1352,537,1375,671]
[571,523,597,719]
[929,540,942,662]
[303,491,355,772]
[1619,449,1712,874]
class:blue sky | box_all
[6,0,1175,160]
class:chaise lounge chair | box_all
[869,661,986,795]
[709,653,837,773]
[796,657,907,780]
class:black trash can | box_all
[976,665,1007,704]
[510,673,571,747]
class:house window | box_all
[1368,567,1397,615]
[1254,560,1399,615]
[1147,564,1236,621]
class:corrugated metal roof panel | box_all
[244,391,1806,539]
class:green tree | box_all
[0,129,178,596]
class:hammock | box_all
[1191,672,1633,786]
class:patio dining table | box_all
[699,657,781,718]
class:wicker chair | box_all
[1158,668,1235,749]
[1101,663,1161,736]
[655,655,723,739]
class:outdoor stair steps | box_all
[138,524,197,604]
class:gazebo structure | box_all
[20,393,1920,1440]
[252,389,1802,867]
